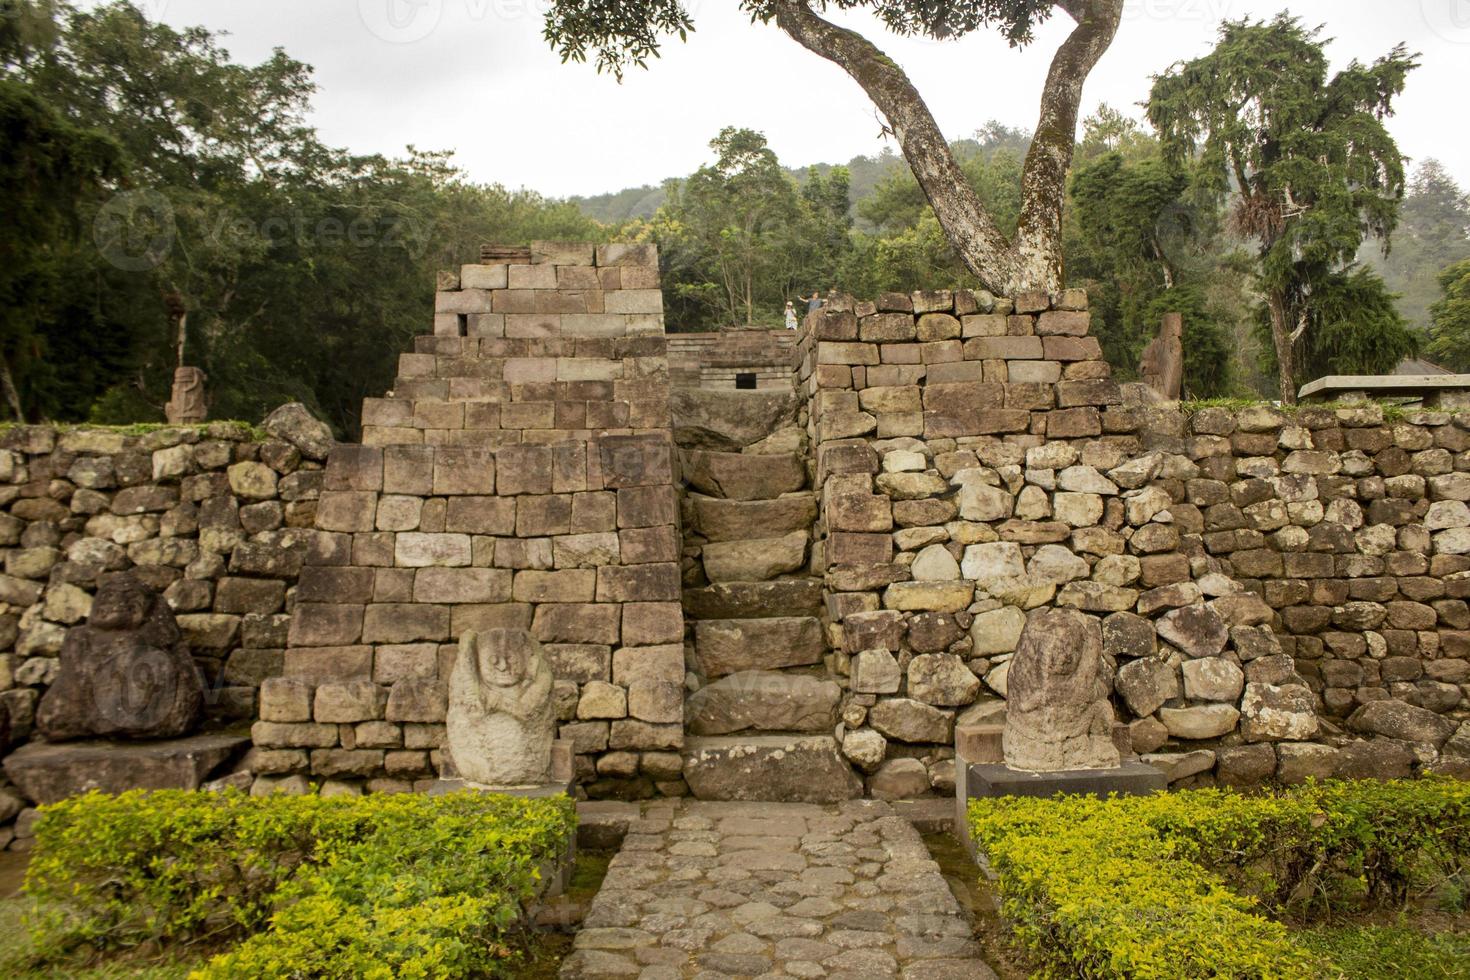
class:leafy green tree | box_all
[660,127,802,326]
[2,0,607,431]
[545,1,1126,294]
[1427,259,1470,371]
[1067,151,1236,396]
[1255,265,1418,380]
[1149,15,1418,402]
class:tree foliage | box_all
[1255,265,1419,381]
[1365,159,1470,329]
[1150,14,1417,401]
[544,0,1124,294]
[651,127,854,329]
[1427,259,1470,372]
[0,0,603,433]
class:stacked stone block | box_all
[1148,402,1470,780]
[666,329,801,391]
[267,243,688,796]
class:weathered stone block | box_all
[596,563,680,602]
[395,533,472,568]
[512,569,597,603]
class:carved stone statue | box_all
[1003,607,1120,773]
[36,573,204,741]
[446,629,556,787]
[165,366,208,424]
[1138,312,1184,401]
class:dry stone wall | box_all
[5,255,1470,827]
[264,243,688,798]
[0,407,334,848]
[796,288,1470,794]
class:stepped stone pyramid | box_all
[264,243,691,793]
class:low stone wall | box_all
[0,409,333,847]
[798,288,1469,793]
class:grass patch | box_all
[0,421,266,440]
[0,895,205,979]
[1179,397,1415,421]
[1298,921,1470,979]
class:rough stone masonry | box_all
[2,244,1470,841]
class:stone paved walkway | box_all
[560,800,998,980]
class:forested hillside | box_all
[0,0,605,436]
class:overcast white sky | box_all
[124,0,1470,197]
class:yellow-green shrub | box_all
[24,789,575,978]
[968,779,1470,979]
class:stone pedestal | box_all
[955,760,1165,856]
[429,738,575,801]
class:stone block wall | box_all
[265,243,689,797]
[5,258,1470,824]
[795,288,1469,792]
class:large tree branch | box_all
[1014,0,1123,291]
[773,1,1121,295]
[772,1,1019,292]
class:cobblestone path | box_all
[560,800,998,980]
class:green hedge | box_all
[23,789,576,978]
[968,779,1470,979]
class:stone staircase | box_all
[679,448,862,802]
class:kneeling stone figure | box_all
[446,628,556,787]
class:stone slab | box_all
[683,735,863,803]
[3,733,249,805]
[963,760,1165,800]
[1299,373,1470,402]
[956,759,1165,857]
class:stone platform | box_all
[560,799,997,980]
[2,733,249,805]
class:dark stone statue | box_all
[36,573,204,741]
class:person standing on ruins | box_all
[785,301,799,330]
[806,291,823,314]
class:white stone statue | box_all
[446,628,555,787]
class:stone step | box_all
[682,735,863,803]
[682,450,806,500]
[670,386,801,452]
[702,530,809,583]
[686,670,842,736]
[683,580,824,620]
[690,493,816,542]
[693,616,825,677]
[691,616,826,676]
